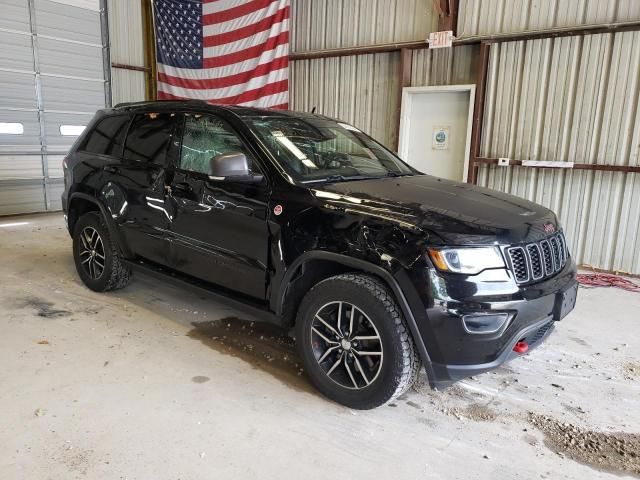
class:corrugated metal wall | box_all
[289,48,477,151]
[290,52,400,148]
[477,31,640,273]
[458,0,640,37]
[290,0,437,52]
[410,45,479,87]
[108,0,146,104]
[0,0,109,215]
[289,0,448,149]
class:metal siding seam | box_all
[27,0,48,210]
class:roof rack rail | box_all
[112,99,209,110]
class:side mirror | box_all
[208,152,263,183]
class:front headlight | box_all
[427,247,505,274]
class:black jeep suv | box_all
[62,100,578,409]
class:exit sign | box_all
[429,30,453,48]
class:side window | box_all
[123,113,176,165]
[81,115,129,156]
[179,114,255,175]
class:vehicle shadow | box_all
[186,316,314,393]
[113,273,317,394]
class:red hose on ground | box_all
[576,272,640,293]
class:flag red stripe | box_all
[158,80,288,105]
[203,6,289,47]
[203,0,278,25]
[202,31,288,68]
[157,90,183,100]
[207,79,289,104]
[158,56,288,90]
[157,0,289,109]
[158,91,290,111]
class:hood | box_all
[312,175,558,245]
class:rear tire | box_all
[296,273,421,409]
[73,212,131,292]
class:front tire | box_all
[73,212,131,292]
[296,273,421,409]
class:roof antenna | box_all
[311,106,316,114]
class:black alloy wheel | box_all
[78,226,106,280]
[310,301,383,390]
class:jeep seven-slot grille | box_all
[507,232,569,284]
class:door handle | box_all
[173,182,192,194]
[103,165,118,173]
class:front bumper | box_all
[403,258,578,389]
[429,315,557,388]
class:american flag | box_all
[154,0,290,109]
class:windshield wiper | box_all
[303,174,374,184]
[302,172,411,184]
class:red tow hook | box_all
[513,341,529,354]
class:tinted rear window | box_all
[80,115,129,156]
[123,113,176,165]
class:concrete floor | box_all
[1,213,639,480]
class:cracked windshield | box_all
[247,116,414,183]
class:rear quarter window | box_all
[80,115,129,156]
[123,113,176,165]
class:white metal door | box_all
[398,85,475,182]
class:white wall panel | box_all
[47,0,99,10]
[46,154,65,178]
[0,70,37,109]
[40,76,105,112]
[0,0,31,32]
[46,179,64,209]
[0,0,108,214]
[34,0,102,44]
[0,30,34,71]
[38,38,104,78]
[0,110,41,152]
[0,155,43,179]
[0,182,46,215]
[43,111,93,149]
[291,0,437,52]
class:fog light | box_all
[462,313,510,334]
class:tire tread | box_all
[74,212,131,292]
[298,272,421,408]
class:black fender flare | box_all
[276,251,434,379]
[68,192,132,258]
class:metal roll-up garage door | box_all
[0,0,110,215]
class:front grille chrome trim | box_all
[540,240,554,276]
[506,232,569,285]
[507,246,529,283]
[525,243,544,280]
